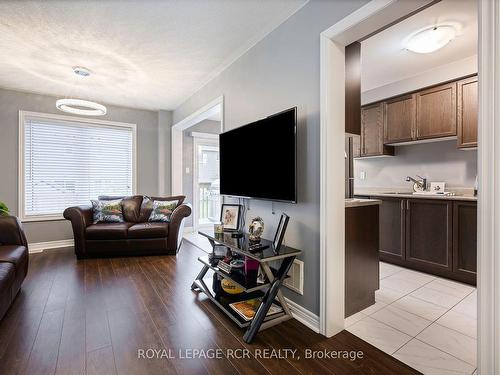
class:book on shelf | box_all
[229,298,283,321]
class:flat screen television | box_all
[219,107,297,203]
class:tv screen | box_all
[219,107,297,203]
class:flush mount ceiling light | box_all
[56,66,107,116]
[404,24,457,54]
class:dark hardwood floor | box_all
[0,242,419,375]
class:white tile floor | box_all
[346,262,477,375]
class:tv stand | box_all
[191,229,301,343]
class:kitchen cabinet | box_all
[416,82,457,139]
[453,201,477,284]
[359,103,394,157]
[378,198,405,262]
[457,76,478,148]
[345,204,379,317]
[383,94,416,144]
[374,196,476,285]
[345,42,361,135]
[405,199,453,272]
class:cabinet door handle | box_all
[400,200,404,211]
[406,200,410,210]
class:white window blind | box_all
[21,113,135,219]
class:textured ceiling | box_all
[361,0,477,92]
[0,0,306,111]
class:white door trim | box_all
[319,0,446,338]
[477,0,500,372]
[171,96,224,197]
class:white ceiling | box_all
[0,0,306,111]
[361,0,477,92]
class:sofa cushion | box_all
[148,200,178,222]
[98,195,143,222]
[0,245,28,270]
[0,262,15,320]
[128,223,169,239]
[91,199,125,224]
[86,223,134,240]
[139,195,185,222]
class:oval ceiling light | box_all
[56,98,107,116]
[57,66,107,116]
[404,24,457,54]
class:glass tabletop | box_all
[198,229,301,262]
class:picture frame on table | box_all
[273,213,289,252]
[220,204,242,231]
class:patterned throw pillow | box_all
[148,200,178,222]
[91,199,124,224]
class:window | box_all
[19,111,136,221]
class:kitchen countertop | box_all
[354,188,477,202]
[345,198,382,208]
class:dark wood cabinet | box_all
[378,198,405,262]
[345,205,379,317]
[453,201,477,284]
[359,103,394,157]
[416,82,457,139]
[405,199,453,272]
[384,94,416,144]
[345,42,361,135]
[457,76,478,148]
[374,197,476,285]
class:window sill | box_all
[20,216,65,223]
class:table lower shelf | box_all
[193,278,286,329]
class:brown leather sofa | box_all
[0,216,29,320]
[63,195,191,259]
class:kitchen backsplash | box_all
[354,140,477,189]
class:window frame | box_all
[18,110,137,222]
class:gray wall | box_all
[182,119,221,226]
[158,110,173,195]
[354,141,477,189]
[0,88,161,243]
[173,0,369,315]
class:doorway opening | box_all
[171,97,224,248]
[318,0,495,373]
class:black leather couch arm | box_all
[63,206,93,259]
[0,216,28,247]
[167,203,192,253]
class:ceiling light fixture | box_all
[404,24,457,54]
[56,66,107,116]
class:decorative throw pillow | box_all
[148,200,178,222]
[91,199,124,223]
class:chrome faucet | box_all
[406,175,427,191]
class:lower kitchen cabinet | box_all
[453,201,477,284]
[379,198,405,261]
[375,197,476,285]
[405,199,453,272]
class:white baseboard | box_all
[29,239,74,254]
[284,297,320,333]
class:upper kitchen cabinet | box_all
[416,82,457,139]
[360,103,394,157]
[457,76,478,148]
[345,42,361,135]
[383,94,416,144]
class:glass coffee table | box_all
[191,229,301,343]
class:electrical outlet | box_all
[360,171,366,180]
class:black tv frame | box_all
[219,107,297,204]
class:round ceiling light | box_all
[56,98,107,116]
[404,24,457,54]
[57,66,107,116]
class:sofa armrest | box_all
[63,206,92,258]
[167,203,192,253]
[0,216,28,248]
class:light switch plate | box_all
[360,171,366,180]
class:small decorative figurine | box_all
[249,217,264,241]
